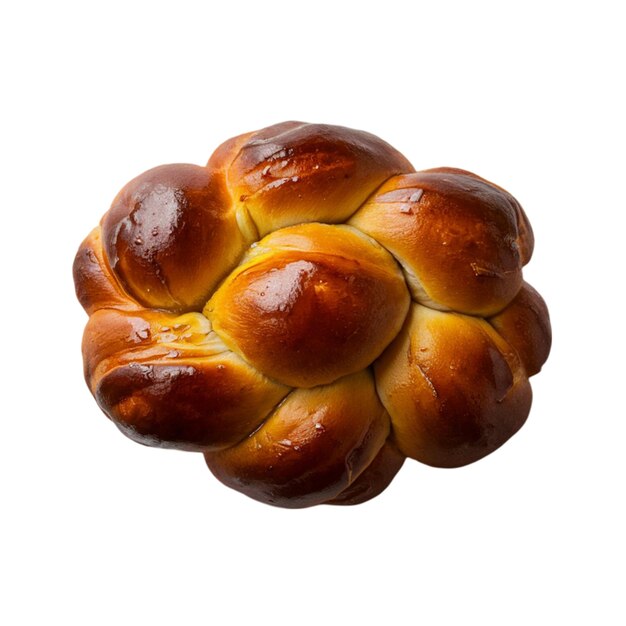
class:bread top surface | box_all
[74,121,550,505]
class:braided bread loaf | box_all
[73,122,551,508]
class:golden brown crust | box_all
[209,121,415,236]
[375,304,532,468]
[205,223,410,387]
[489,281,551,376]
[96,354,289,452]
[204,370,389,508]
[423,167,535,264]
[73,227,141,315]
[74,121,549,507]
[349,168,531,316]
[82,307,289,451]
[326,440,406,506]
[101,163,252,312]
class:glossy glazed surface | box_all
[74,121,551,507]
[213,121,415,236]
[349,168,533,315]
[206,223,410,387]
[205,370,389,508]
[102,164,251,312]
[375,304,533,467]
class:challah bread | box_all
[74,121,551,507]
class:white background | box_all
[2,1,624,624]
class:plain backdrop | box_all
[2,1,624,624]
